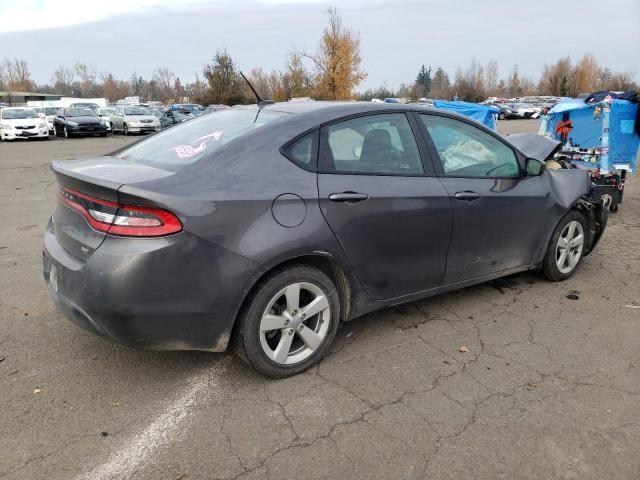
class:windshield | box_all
[65,108,98,117]
[124,107,148,115]
[1,108,39,119]
[176,104,201,113]
[100,108,114,116]
[119,108,287,172]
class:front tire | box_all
[234,265,340,378]
[63,126,69,139]
[123,124,128,136]
[541,211,587,281]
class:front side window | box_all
[419,115,521,178]
[321,113,423,175]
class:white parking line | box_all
[75,359,230,480]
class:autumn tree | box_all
[286,52,310,98]
[303,7,366,100]
[539,57,574,96]
[203,49,245,105]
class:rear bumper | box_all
[43,218,261,351]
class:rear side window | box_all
[281,130,318,170]
[118,108,286,172]
[320,113,424,175]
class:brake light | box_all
[58,187,182,237]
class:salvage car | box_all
[110,106,161,135]
[159,109,191,128]
[42,102,607,377]
[34,106,60,133]
[493,103,520,120]
[53,107,109,138]
[0,107,49,141]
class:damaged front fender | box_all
[574,197,608,255]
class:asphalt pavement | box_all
[1,120,639,479]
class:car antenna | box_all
[239,71,274,108]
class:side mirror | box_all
[525,158,545,176]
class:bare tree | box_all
[153,66,176,102]
[74,62,98,97]
[52,65,76,95]
[1,58,34,91]
[484,60,499,95]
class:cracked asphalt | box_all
[1,120,639,480]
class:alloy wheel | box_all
[556,220,584,274]
[259,282,331,365]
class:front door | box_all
[416,113,549,284]
[317,112,452,300]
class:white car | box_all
[111,106,161,135]
[506,103,539,119]
[0,107,49,141]
[34,107,60,134]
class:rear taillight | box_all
[58,187,182,237]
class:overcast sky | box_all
[1,0,639,91]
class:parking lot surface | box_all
[1,121,639,479]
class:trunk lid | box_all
[51,157,174,261]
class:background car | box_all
[148,107,165,118]
[506,103,537,119]
[69,102,100,113]
[34,106,60,133]
[160,109,191,128]
[169,103,204,116]
[43,102,606,378]
[203,104,231,114]
[53,107,109,138]
[493,103,521,120]
[0,107,49,141]
[110,106,161,135]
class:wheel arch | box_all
[229,252,354,348]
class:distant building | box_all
[0,91,62,106]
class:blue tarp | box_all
[542,98,638,173]
[433,100,499,130]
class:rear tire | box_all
[234,265,340,378]
[541,211,587,282]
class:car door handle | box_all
[329,192,369,203]
[454,191,482,201]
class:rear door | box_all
[317,112,452,300]
[415,113,549,284]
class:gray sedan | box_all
[43,102,607,377]
[110,106,161,135]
